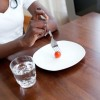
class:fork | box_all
[38,14,60,51]
[48,31,60,51]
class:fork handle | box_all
[39,15,53,38]
[48,31,53,37]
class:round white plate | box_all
[33,40,86,71]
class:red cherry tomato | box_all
[54,51,61,58]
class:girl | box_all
[0,0,57,59]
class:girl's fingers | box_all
[32,27,46,36]
[30,20,47,30]
[35,8,49,20]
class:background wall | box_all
[74,0,99,16]
[24,0,78,25]
[24,0,69,25]
[65,0,78,20]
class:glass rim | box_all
[10,55,33,69]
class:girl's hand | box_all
[21,20,47,47]
[20,8,48,48]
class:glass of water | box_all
[10,56,36,88]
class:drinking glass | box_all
[10,56,36,88]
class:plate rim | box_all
[33,40,86,71]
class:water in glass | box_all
[12,61,36,88]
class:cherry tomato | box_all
[54,51,61,58]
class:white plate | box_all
[33,40,86,71]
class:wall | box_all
[24,0,79,24]
[24,0,69,25]
[65,0,78,21]
[74,0,98,15]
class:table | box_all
[0,12,100,100]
